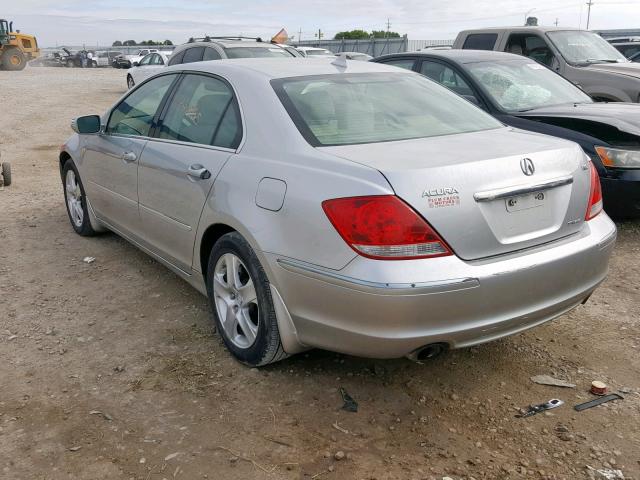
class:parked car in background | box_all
[94,50,122,67]
[272,43,304,57]
[60,48,97,68]
[630,51,640,63]
[341,51,372,61]
[374,50,640,218]
[296,46,335,58]
[453,27,640,102]
[126,52,171,88]
[60,59,615,366]
[115,48,161,69]
[166,37,295,68]
[607,36,640,59]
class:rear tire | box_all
[1,162,11,186]
[1,47,26,71]
[206,232,289,367]
[62,160,97,236]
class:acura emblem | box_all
[520,158,535,176]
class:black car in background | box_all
[373,50,640,218]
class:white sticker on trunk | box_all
[527,63,546,69]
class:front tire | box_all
[127,75,135,89]
[1,162,11,186]
[206,232,289,366]
[62,160,97,236]
[1,47,26,71]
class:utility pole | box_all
[554,18,559,26]
[386,18,391,38]
[298,28,303,42]
[315,29,323,40]
[586,0,594,29]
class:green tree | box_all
[123,39,137,46]
[163,39,173,46]
[112,40,123,47]
[334,29,370,40]
[371,30,401,38]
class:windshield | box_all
[224,46,291,58]
[273,72,503,146]
[306,49,333,56]
[468,60,592,112]
[547,30,628,64]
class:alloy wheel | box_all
[213,253,260,349]
[65,169,84,228]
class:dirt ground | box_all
[0,67,639,480]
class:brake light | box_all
[585,162,603,221]
[322,195,452,260]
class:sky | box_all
[5,0,640,47]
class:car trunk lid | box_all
[320,128,591,260]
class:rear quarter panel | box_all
[193,70,394,274]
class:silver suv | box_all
[454,27,640,102]
[168,36,294,66]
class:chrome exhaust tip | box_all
[406,343,448,362]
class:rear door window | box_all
[182,47,205,64]
[462,33,498,50]
[168,49,186,66]
[203,47,222,61]
[157,74,242,148]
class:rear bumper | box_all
[601,172,640,219]
[266,214,616,358]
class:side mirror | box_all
[71,115,101,134]
[132,61,139,67]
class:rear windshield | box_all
[273,72,502,146]
[224,46,291,58]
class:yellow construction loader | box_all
[0,18,39,71]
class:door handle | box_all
[187,164,211,181]
[122,151,137,162]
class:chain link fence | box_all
[293,37,454,56]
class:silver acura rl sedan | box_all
[60,58,616,366]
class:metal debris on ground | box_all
[574,393,623,412]
[89,410,113,421]
[83,256,96,264]
[530,374,576,388]
[586,465,625,479]
[339,387,358,412]
[516,398,564,418]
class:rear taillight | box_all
[585,162,603,221]
[322,195,452,260]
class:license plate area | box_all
[505,191,547,212]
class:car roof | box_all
[459,26,581,34]
[378,49,526,64]
[166,57,408,79]
[173,40,276,52]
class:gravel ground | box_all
[0,67,639,480]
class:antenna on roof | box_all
[331,53,348,69]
